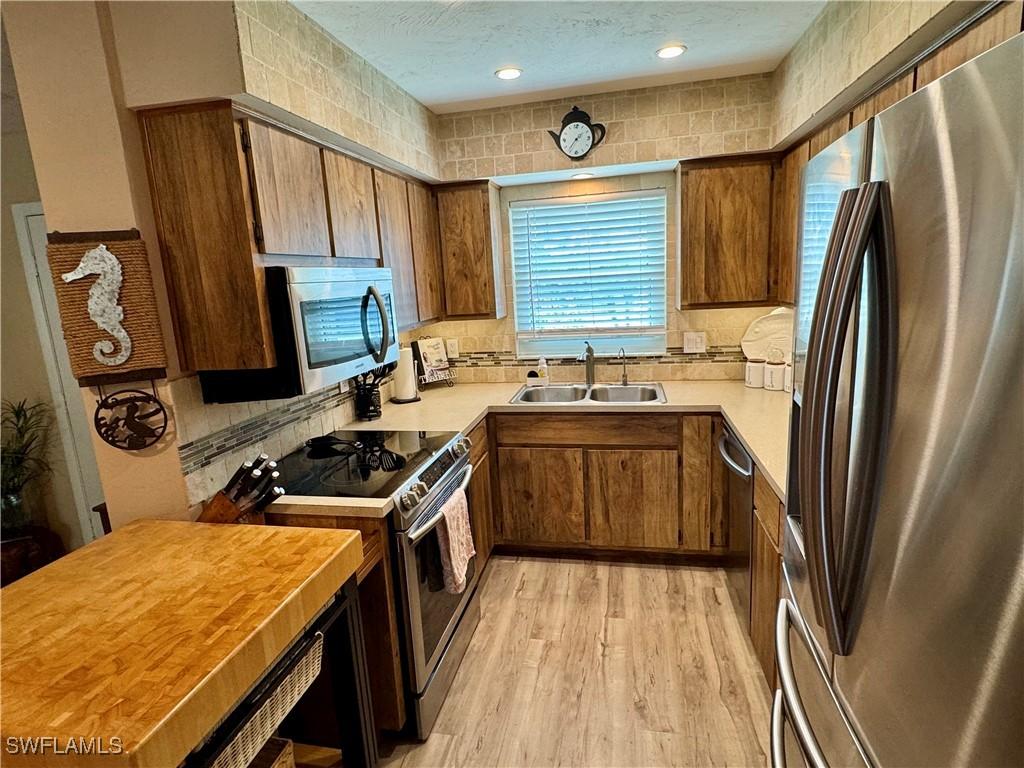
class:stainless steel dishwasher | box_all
[718,425,753,630]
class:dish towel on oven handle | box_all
[436,487,476,594]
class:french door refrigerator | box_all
[776,34,1022,768]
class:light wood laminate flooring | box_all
[382,556,771,767]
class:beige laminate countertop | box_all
[333,380,792,503]
[0,520,363,768]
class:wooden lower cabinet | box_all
[588,449,679,549]
[497,447,586,544]
[680,415,729,552]
[750,513,782,687]
[469,449,494,570]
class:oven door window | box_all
[412,527,477,662]
[300,293,377,369]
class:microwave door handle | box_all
[364,286,387,364]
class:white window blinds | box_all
[510,190,667,357]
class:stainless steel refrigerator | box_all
[776,34,1022,767]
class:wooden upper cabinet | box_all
[588,449,679,550]
[680,161,772,306]
[497,447,585,545]
[851,72,913,127]
[769,142,809,306]
[807,113,852,158]
[437,183,505,318]
[243,120,331,257]
[373,169,418,330]
[916,1,1023,88]
[321,149,381,261]
[140,103,275,371]
[407,182,444,323]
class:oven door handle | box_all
[406,464,474,544]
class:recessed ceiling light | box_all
[572,173,595,180]
[657,44,687,59]
[495,67,522,80]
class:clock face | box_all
[559,121,594,158]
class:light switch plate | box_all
[683,331,707,354]
[445,338,459,359]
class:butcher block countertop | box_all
[0,519,363,768]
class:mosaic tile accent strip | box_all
[178,384,353,475]
[448,346,746,368]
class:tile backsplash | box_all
[169,376,392,506]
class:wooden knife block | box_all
[197,491,266,526]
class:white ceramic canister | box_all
[745,359,765,388]
[764,362,786,391]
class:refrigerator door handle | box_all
[770,690,788,768]
[775,599,828,768]
[799,188,861,632]
[814,180,898,655]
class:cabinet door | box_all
[244,120,331,256]
[680,415,729,551]
[769,142,809,305]
[141,105,274,370]
[322,149,381,261]
[407,182,444,323]
[915,1,1023,88]
[588,450,678,549]
[469,450,494,570]
[497,447,585,544]
[373,170,418,330]
[437,185,498,317]
[681,163,772,305]
[750,515,781,686]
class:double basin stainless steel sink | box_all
[510,383,667,405]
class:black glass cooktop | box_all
[276,429,459,499]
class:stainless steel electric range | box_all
[276,428,480,740]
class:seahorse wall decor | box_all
[62,244,133,366]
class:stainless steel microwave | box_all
[200,266,399,403]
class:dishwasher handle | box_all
[717,430,753,479]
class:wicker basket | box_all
[211,633,324,768]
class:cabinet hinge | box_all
[240,124,251,152]
[253,221,264,244]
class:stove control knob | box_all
[453,440,470,457]
[401,491,421,510]
[412,481,429,496]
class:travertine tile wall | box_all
[435,74,773,181]
[233,0,442,177]
[402,171,780,383]
[772,0,954,143]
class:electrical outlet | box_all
[445,338,459,359]
[683,331,707,354]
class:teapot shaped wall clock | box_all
[548,106,606,160]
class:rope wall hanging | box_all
[46,229,167,385]
[47,229,170,450]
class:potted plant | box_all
[1,399,52,537]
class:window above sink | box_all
[510,189,668,358]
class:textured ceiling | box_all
[294,1,825,113]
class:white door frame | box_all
[11,201,103,543]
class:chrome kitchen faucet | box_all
[577,341,596,387]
